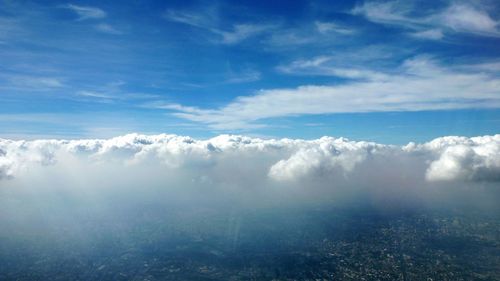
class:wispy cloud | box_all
[61,4,121,35]
[95,23,122,34]
[215,24,274,44]
[277,56,389,81]
[159,57,500,130]
[315,21,355,35]
[441,3,499,36]
[75,81,159,102]
[4,75,64,90]
[0,17,23,41]
[264,21,356,49]
[163,9,275,44]
[352,1,420,27]
[225,69,261,84]
[163,9,214,29]
[266,30,317,47]
[63,4,107,21]
[77,90,112,99]
[353,1,500,38]
[410,28,444,40]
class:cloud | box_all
[352,1,420,27]
[163,9,275,45]
[441,3,499,36]
[0,151,13,180]
[1,134,499,193]
[268,138,384,182]
[277,56,390,80]
[0,17,23,41]
[3,75,64,90]
[215,24,274,44]
[163,9,214,29]
[353,1,500,38]
[225,69,261,84]
[163,56,500,130]
[420,136,500,182]
[95,23,122,35]
[410,28,444,40]
[315,21,355,35]
[63,4,107,20]
[264,22,354,49]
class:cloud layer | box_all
[1,134,499,194]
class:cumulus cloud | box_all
[419,135,500,182]
[1,134,499,194]
[268,138,385,182]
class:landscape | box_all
[0,0,499,280]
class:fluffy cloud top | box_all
[1,134,499,191]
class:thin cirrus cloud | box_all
[277,56,390,81]
[314,21,356,35]
[410,28,444,40]
[156,56,500,130]
[95,23,122,35]
[163,9,276,44]
[225,69,261,84]
[62,4,107,20]
[61,4,124,35]
[3,75,64,90]
[353,1,500,39]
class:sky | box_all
[0,0,499,143]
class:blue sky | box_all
[0,0,499,143]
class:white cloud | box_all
[163,9,214,29]
[277,56,390,80]
[441,3,499,36]
[352,1,420,27]
[225,69,261,84]
[77,90,112,99]
[268,137,384,182]
[353,1,500,38]
[95,23,122,35]
[1,134,499,192]
[163,57,500,130]
[164,9,273,44]
[215,24,273,44]
[63,4,107,20]
[5,75,64,90]
[315,21,355,35]
[418,135,500,182]
[410,28,444,40]
[264,21,355,49]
